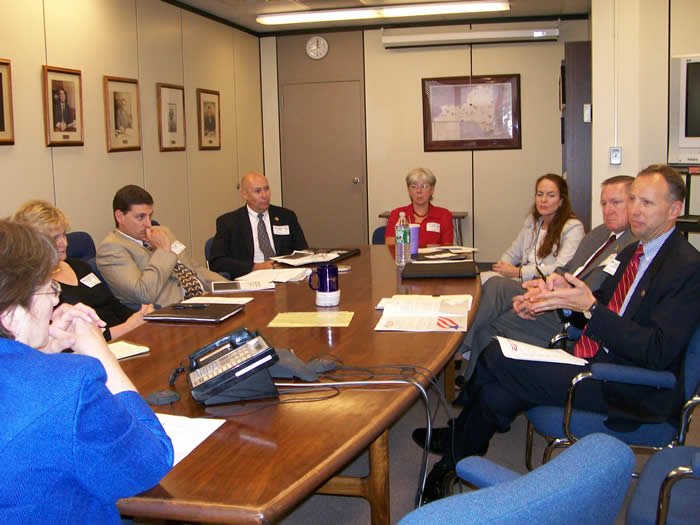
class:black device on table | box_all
[188,328,279,405]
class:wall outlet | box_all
[609,147,622,165]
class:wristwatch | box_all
[583,300,598,320]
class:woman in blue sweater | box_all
[0,220,173,524]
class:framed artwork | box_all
[421,74,521,152]
[42,65,84,146]
[0,59,15,145]
[103,76,141,152]
[157,82,186,151]
[196,88,221,150]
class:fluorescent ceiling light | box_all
[382,27,559,47]
[256,1,510,26]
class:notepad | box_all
[108,340,149,360]
[268,311,354,327]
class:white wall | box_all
[0,0,263,265]
[590,0,669,227]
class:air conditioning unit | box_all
[381,27,559,48]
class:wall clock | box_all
[306,36,328,60]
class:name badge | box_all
[80,273,101,288]
[426,222,440,233]
[603,256,621,275]
[273,225,290,235]
[170,240,186,254]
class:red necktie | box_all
[573,243,644,358]
[575,234,616,278]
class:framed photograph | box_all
[196,88,221,150]
[157,83,186,151]
[0,59,15,145]
[421,74,521,152]
[103,76,141,152]
[42,65,84,146]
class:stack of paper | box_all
[412,246,477,264]
[375,294,472,332]
[108,340,149,360]
[237,268,311,282]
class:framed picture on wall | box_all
[103,76,141,152]
[156,82,186,152]
[196,88,221,150]
[421,74,521,152]
[0,59,15,145]
[42,65,84,146]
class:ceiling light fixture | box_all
[256,1,510,26]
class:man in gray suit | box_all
[97,185,224,309]
[460,176,635,380]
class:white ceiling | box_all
[171,0,591,34]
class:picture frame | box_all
[103,76,141,152]
[0,59,15,145]
[196,88,221,150]
[156,83,186,152]
[421,74,521,152]
[42,65,84,147]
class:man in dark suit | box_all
[208,172,308,278]
[416,165,700,502]
[52,88,75,132]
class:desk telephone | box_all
[188,328,280,405]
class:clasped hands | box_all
[512,272,596,321]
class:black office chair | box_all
[205,236,230,279]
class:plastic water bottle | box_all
[395,211,409,266]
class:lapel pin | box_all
[641,289,646,297]
[274,216,279,222]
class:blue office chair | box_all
[205,236,230,279]
[398,433,634,525]
[372,226,386,245]
[66,231,96,261]
[627,445,700,525]
[525,325,700,470]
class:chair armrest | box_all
[455,456,521,488]
[589,363,677,389]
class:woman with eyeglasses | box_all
[13,200,153,341]
[0,219,172,523]
[385,168,454,247]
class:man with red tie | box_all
[416,165,700,502]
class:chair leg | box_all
[657,466,695,525]
[525,421,536,471]
[543,437,571,464]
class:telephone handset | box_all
[188,328,279,404]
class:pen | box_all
[174,304,207,309]
[535,266,547,281]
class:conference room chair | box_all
[204,236,230,279]
[66,231,96,261]
[626,445,699,525]
[372,226,386,244]
[398,433,634,525]
[524,324,700,470]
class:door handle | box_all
[352,177,360,184]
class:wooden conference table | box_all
[116,245,480,524]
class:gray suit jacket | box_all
[97,226,224,309]
[461,225,636,379]
[557,224,635,291]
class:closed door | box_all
[280,80,367,246]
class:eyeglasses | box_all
[35,280,61,299]
[409,183,431,190]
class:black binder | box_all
[401,260,479,279]
[144,303,244,323]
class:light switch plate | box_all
[610,147,622,165]
[583,104,592,122]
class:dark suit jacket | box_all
[209,205,308,278]
[52,100,75,128]
[582,229,700,424]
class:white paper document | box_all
[108,341,149,360]
[183,296,254,305]
[496,336,588,366]
[271,250,350,266]
[375,294,472,332]
[156,413,226,466]
[236,268,311,282]
[411,246,478,264]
